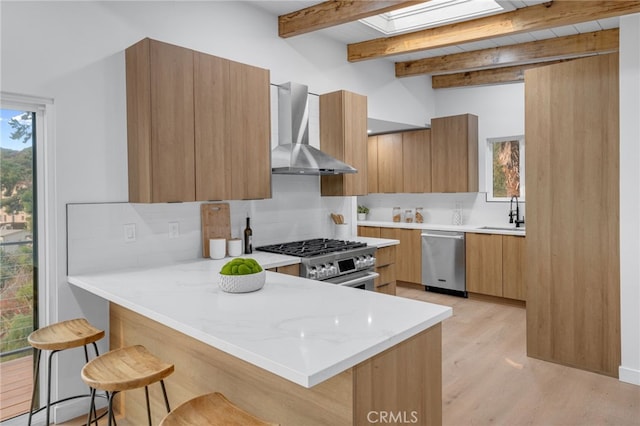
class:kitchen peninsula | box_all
[68,254,451,425]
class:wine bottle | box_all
[244,217,253,254]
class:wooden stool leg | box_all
[27,349,41,426]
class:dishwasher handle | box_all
[421,233,465,240]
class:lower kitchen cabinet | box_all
[465,233,526,301]
[466,233,503,297]
[379,227,421,285]
[502,235,526,300]
[375,246,396,295]
[357,226,398,295]
[266,264,300,276]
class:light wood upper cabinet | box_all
[431,114,478,193]
[195,55,270,201]
[376,133,403,193]
[194,52,230,201]
[368,129,431,194]
[320,90,368,196]
[126,38,271,203]
[402,129,431,193]
[126,38,196,203]
[227,60,271,200]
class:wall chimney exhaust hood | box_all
[271,82,357,176]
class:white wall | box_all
[0,1,434,421]
[619,14,640,386]
[434,83,525,193]
[359,192,515,226]
[357,83,526,228]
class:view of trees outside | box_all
[0,109,35,362]
[492,140,520,198]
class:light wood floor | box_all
[397,286,640,426]
[59,286,640,426]
[0,355,32,422]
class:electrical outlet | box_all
[169,221,180,239]
[124,223,136,242]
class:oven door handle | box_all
[336,271,379,287]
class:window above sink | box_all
[486,135,525,202]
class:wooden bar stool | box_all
[81,345,174,426]
[159,392,278,426]
[27,318,105,426]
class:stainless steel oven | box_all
[256,238,378,291]
[324,269,378,291]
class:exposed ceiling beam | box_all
[396,28,619,77]
[348,1,640,62]
[431,60,573,89]
[278,0,424,38]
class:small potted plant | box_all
[357,205,369,221]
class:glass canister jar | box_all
[392,207,401,222]
[415,207,424,223]
[404,209,414,223]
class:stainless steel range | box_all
[256,238,378,290]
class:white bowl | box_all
[218,270,266,293]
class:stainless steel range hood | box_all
[271,82,357,175]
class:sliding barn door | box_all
[525,53,620,377]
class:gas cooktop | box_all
[255,238,367,258]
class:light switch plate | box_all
[169,221,180,239]
[124,223,136,242]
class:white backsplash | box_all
[357,192,525,227]
[67,176,355,275]
[67,87,358,275]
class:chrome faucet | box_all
[509,196,525,228]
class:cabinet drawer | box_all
[376,245,396,267]
[376,281,396,295]
[376,264,396,286]
[266,264,300,276]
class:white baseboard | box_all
[0,397,103,426]
[619,366,640,386]
[54,396,107,424]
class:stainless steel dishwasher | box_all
[421,231,467,297]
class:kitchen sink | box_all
[479,226,526,232]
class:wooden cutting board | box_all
[201,203,231,258]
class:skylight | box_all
[360,0,512,35]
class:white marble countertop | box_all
[243,251,301,268]
[358,220,526,237]
[352,236,400,248]
[68,258,451,388]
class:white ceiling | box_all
[247,0,620,64]
[246,1,620,133]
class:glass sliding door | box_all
[0,107,37,421]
